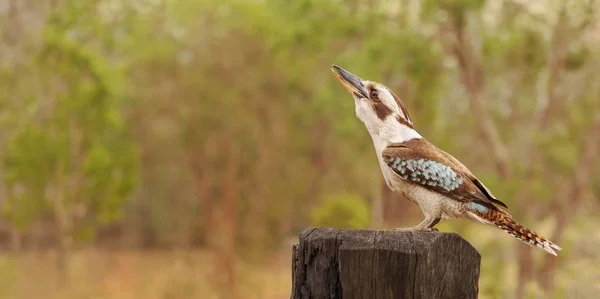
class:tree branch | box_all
[537,6,567,129]
[537,109,600,292]
[448,17,510,178]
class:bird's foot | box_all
[385,227,439,232]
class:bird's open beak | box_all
[331,65,368,98]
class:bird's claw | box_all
[388,227,439,232]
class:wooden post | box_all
[291,228,480,299]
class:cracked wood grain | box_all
[291,228,481,299]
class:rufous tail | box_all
[468,204,562,256]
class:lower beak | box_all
[331,65,368,98]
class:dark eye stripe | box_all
[373,102,392,120]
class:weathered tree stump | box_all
[291,228,480,299]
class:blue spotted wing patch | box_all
[384,156,464,191]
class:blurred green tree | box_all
[1,1,139,282]
[311,193,371,229]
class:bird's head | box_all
[331,65,417,144]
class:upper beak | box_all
[331,64,368,98]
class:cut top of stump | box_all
[291,228,481,299]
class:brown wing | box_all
[382,139,508,209]
[436,148,503,205]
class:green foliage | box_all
[427,0,485,23]
[440,0,486,12]
[311,193,370,229]
[483,28,546,73]
[1,1,139,240]
[565,46,590,71]
[2,125,56,229]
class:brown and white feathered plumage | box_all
[331,65,561,256]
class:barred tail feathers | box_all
[466,202,562,256]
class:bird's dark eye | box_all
[370,89,379,99]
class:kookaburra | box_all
[331,65,561,256]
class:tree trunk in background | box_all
[537,110,600,293]
[273,107,293,243]
[303,118,329,230]
[216,138,239,299]
[188,133,215,246]
[309,118,328,196]
[370,180,383,228]
[10,229,22,252]
[56,225,73,286]
[54,206,73,286]
[512,184,535,299]
[538,8,567,130]
[174,175,194,249]
[245,130,270,255]
[52,162,72,286]
[448,18,510,179]
[198,167,214,246]
[515,244,533,299]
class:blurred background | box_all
[1,0,599,298]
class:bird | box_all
[331,64,562,256]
